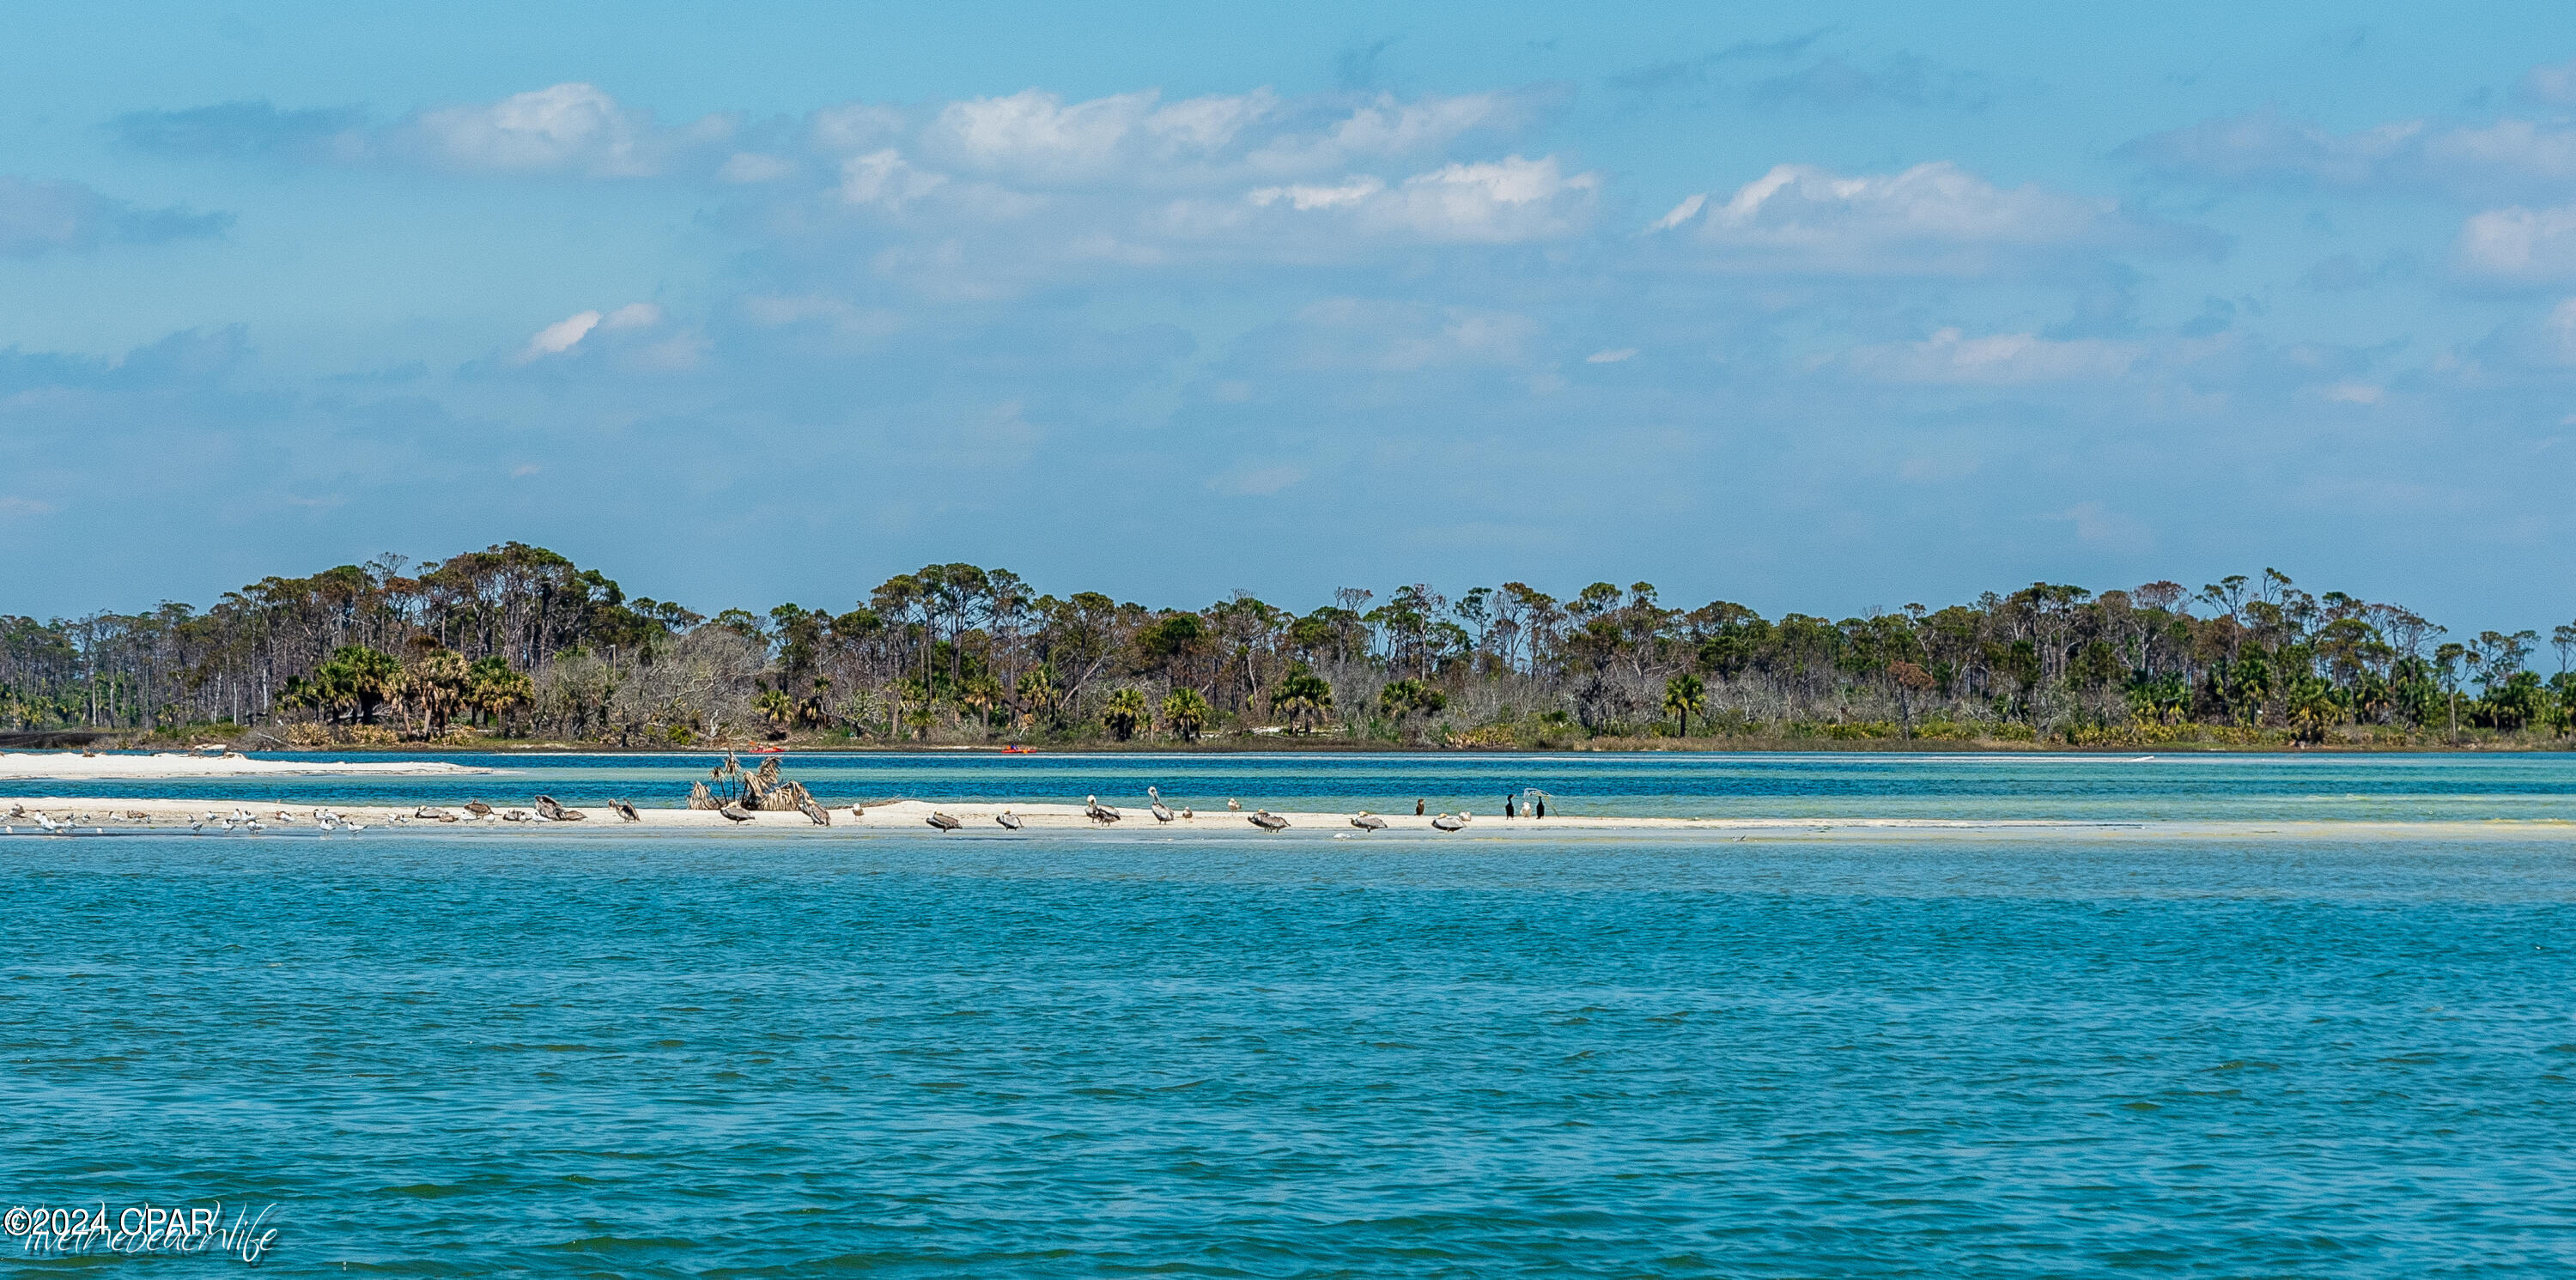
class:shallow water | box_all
[7,757,2576,1275]
[19,748,2576,822]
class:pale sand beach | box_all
[0,752,492,780]
[4,795,2573,841]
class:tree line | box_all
[3,545,2571,749]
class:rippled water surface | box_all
[21,747,2576,821]
[7,755,2576,1275]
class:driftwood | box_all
[690,750,819,814]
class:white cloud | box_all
[602,302,662,330]
[2522,58,2576,106]
[1841,328,2146,384]
[1586,348,1638,363]
[808,104,908,154]
[517,310,602,361]
[927,89,1160,178]
[838,149,951,209]
[1372,155,1599,242]
[2457,203,2576,282]
[1145,89,1278,152]
[2549,298,2576,362]
[1248,176,1384,210]
[1656,161,2199,273]
[1237,155,1597,246]
[2131,104,2576,200]
[1246,92,1517,173]
[413,83,725,177]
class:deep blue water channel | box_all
[5,755,2575,1275]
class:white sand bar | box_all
[3,795,2573,842]
[0,752,492,780]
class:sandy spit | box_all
[0,752,493,780]
[3,796,2573,841]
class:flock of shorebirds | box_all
[921,785,1478,834]
[3,801,372,835]
[6,787,1489,837]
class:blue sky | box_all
[3,1,2573,631]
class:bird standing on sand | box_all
[799,798,832,827]
[1149,786,1175,822]
[611,798,642,822]
[1227,798,1242,811]
[997,811,1024,830]
[1351,811,1387,831]
[1085,794,1121,825]
[720,802,754,822]
[465,800,494,817]
[927,811,962,831]
[1415,799,1425,816]
[1248,810,1289,831]
[1432,813,1465,832]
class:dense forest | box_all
[3,543,2571,749]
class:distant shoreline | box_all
[62,736,2572,757]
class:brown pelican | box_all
[927,811,962,831]
[1431,813,1466,832]
[1149,786,1175,822]
[996,810,1024,830]
[536,794,584,821]
[720,802,754,822]
[1351,811,1387,831]
[465,800,494,817]
[798,798,832,826]
[1248,810,1288,831]
[611,798,642,822]
[1085,795,1121,825]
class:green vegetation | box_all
[3,549,2571,751]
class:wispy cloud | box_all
[0,176,228,257]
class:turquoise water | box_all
[20,748,2576,822]
[6,755,2576,1274]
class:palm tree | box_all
[1160,688,1212,742]
[2435,641,2467,744]
[1269,665,1334,734]
[1662,671,1707,738]
[2285,675,2341,744]
[465,658,532,733]
[1101,688,1150,741]
[1015,667,1060,728]
[401,648,471,739]
[960,674,1004,737]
